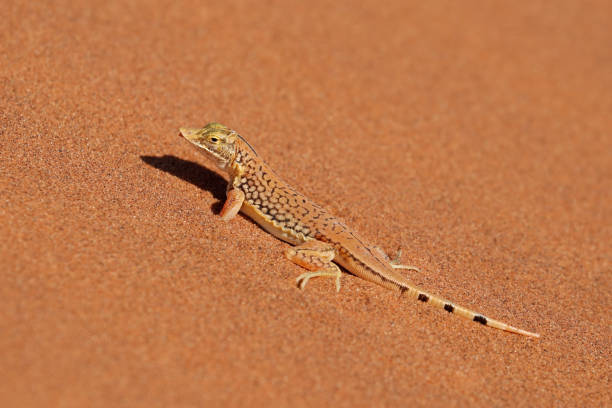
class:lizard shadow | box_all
[140,155,226,213]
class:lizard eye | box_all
[209,137,219,143]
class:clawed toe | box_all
[295,270,342,292]
[390,264,420,272]
[296,273,312,289]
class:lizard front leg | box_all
[220,188,245,221]
[286,240,343,292]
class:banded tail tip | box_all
[507,326,541,338]
[473,313,540,338]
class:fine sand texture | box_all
[2,1,610,407]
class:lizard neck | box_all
[227,137,260,182]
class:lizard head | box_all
[179,122,237,170]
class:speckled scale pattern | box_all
[230,139,332,242]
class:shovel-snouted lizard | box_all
[179,123,540,338]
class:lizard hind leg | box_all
[373,246,420,272]
[286,240,343,292]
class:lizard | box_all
[178,122,540,338]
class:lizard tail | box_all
[398,284,540,338]
[339,253,540,337]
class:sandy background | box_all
[1,0,610,406]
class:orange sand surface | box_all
[1,1,610,406]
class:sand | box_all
[1,0,610,406]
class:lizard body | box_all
[179,123,539,338]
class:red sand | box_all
[1,1,610,406]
